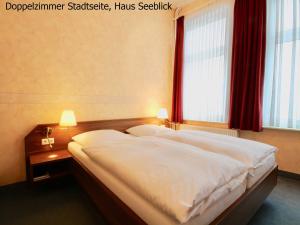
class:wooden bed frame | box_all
[25,117,278,225]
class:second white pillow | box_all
[126,124,173,137]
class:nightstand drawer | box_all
[29,150,72,183]
[32,160,71,182]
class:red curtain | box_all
[229,0,266,132]
[172,16,184,123]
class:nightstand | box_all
[28,150,72,183]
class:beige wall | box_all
[0,1,174,186]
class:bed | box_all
[126,125,278,189]
[24,117,278,225]
[69,141,247,225]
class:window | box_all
[263,0,300,129]
[182,1,234,122]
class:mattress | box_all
[247,153,276,188]
[68,142,247,225]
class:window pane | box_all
[183,3,233,122]
[263,0,300,129]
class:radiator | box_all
[179,124,239,137]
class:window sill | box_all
[182,120,228,129]
[263,126,300,133]
[182,121,300,133]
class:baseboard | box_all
[278,170,300,180]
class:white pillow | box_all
[72,129,131,148]
[126,124,173,136]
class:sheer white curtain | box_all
[183,0,234,122]
[263,0,300,129]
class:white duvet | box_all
[82,136,247,223]
[153,129,277,175]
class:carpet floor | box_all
[0,176,299,225]
[248,176,300,225]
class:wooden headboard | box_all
[25,117,159,154]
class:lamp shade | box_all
[157,108,168,119]
[59,110,77,127]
